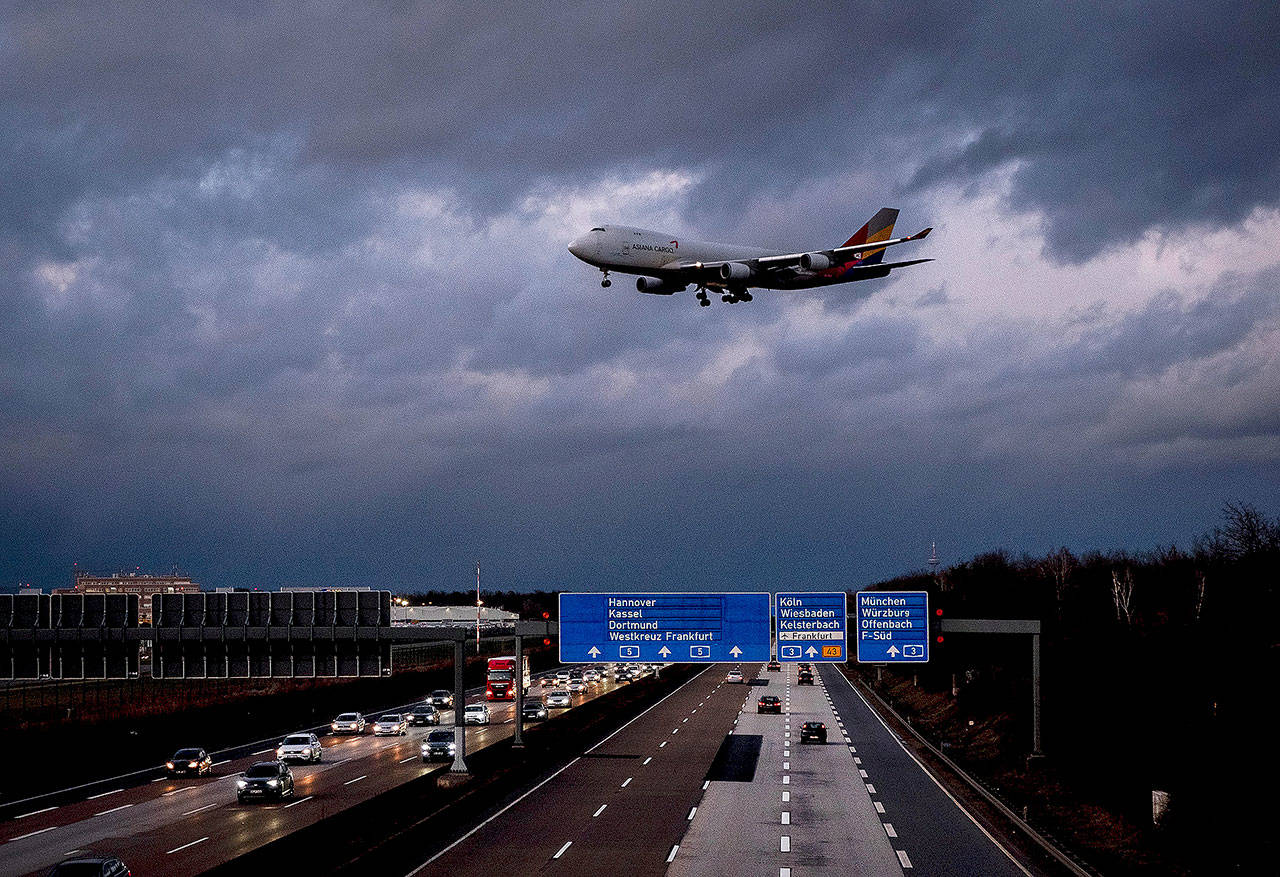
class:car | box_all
[555,670,572,684]
[422,729,455,762]
[758,695,782,713]
[165,747,212,777]
[799,721,827,744]
[276,733,322,763]
[567,678,585,692]
[463,702,490,725]
[546,689,571,708]
[45,853,131,876]
[798,671,815,685]
[429,689,454,708]
[583,669,600,683]
[373,714,408,736]
[798,663,811,671]
[767,660,781,672]
[725,669,744,683]
[404,702,440,726]
[236,760,294,802]
[521,700,549,722]
[330,712,366,734]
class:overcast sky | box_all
[2,2,1278,593]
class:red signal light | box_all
[935,608,943,616]
[936,635,944,643]
[542,611,550,620]
[542,638,551,646]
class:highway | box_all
[0,669,628,877]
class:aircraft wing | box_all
[752,226,933,270]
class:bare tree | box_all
[1111,568,1136,626]
[1193,570,1207,622]
[1041,547,1076,618]
[1202,501,1280,560]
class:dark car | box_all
[165,748,211,777]
[797,670,815,685]
[46,854,131,876]
[767,660,781,672]
[236,761,294,803]
[429,689,454,708]
[757,695,782,713]
[404,702,440,726]
[521,700,549,722]
[799,721,827,743]
[422,729,456,762]
[798,663,811,671]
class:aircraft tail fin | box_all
[841,208,899,265]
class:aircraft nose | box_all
[567,235,585,259]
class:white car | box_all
[331,712,366,734]
[463,703,490,725]
[276,733,322,763]
[583,669,600,683]
[555,670,572,684]
[567,678,585,692]
[546,690,572,708]
[725,669,744,683]
[373,714,408,736]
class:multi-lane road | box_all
[0,669,627,877]
[410,663,1035,876]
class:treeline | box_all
[861,501,1278,872]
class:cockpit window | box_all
[590,227,605,232]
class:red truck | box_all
[485,656,529,701]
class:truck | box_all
[485,656,529,701]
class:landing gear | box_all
[601,271,611,288]
[721,289,752,304]
[695,289,710,307]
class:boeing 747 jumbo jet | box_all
[567,208,932,306]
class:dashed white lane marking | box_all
[252,748,274,755]
[94,804,132,817]
[166,836,208,855]
[866,783,876,794]
[666,844,680,863]
[683,717,689,723]
[854,757,862,765]
[672,728,679,734]
[897,849,914,868]
[660,741,667,748]
[87,788,122,800]
[331,758,351,765]
[162,787,196,797]
[782,790,790,802]
[17,806,56,819]
[782,775,790,785]
[874,801,886,814]
[343,775,367,785]
[284,795,312,808]
[783,761,790,769]
[781,811,791,825]
[781,869,792,877]
[703,780,710,790]
[593,804,607,817]
[553,841,572,859]
[212,759,230,766]
[621,777,633,788]
[10,825,59,841]
[151,778,165,782]
[643,756,652,765]
[687,806,697,820]
[400,755,417,763]
[860,769,869,778]
[182,802,219,816]
[780,835,791,852]
[884,823,898,838]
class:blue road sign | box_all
[558,593,771,663]
[855,591,929,663]
[775,592,848,662]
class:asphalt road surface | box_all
[0,670,628,877]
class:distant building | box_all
[392,605,518,626]
[59,571,201,623]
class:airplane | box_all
[567,208,932,307]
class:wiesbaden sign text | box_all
[559,592,771,663]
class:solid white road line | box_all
[10,825,59,841]
[284,795,312,808]
[343,775,367,785]
[593,804,607,817]
[666,845,680,863]
[94,804,132,817]
[553,841,572,859]
[87,788,122,800]
[182,802,219,816]
[212,759,230,766]
[166,836,208,854]
[885,823,898,838]
[16,806,56,819]
[897,849,914,868]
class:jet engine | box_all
[719,262,752,281]
[799,252,831,270]
[635,276,688,295]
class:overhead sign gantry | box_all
[775,591,847,661]
[855,590,929,662]
[558,592,771,663]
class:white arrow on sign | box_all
[887,646,900,657]
[587,647,601,658]
[658,646,672,657]
[805,646,818,657]
[729,646,743,657]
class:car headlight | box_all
[236,780,247,789]
[267,779,279,787]
[276,748,284,757]
[331,723,339,729]
[301,748,311,756]
[166,761,174,769]
[189,761,200,768]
